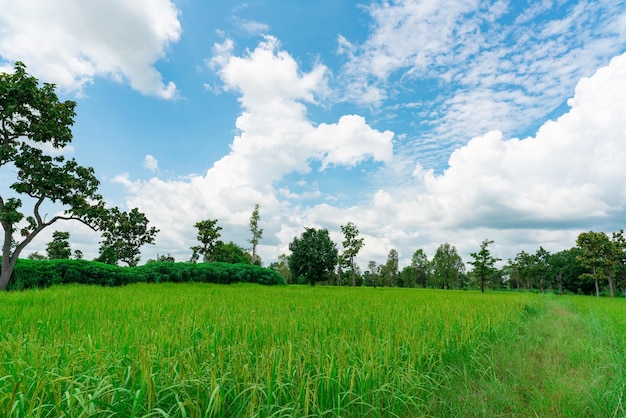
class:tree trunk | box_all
[593,267,600,297]
[0,254,18,290]
[607,272,615,298]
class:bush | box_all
[6,259,285,290]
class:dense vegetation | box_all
[0,284,623,416]
[5,259,284,290]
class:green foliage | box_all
[213,241,251,264]
[468,239,501,293]
[0,62,109,290]
[576,231,613,297]
[288,227,338,286]
[432,243,465,289]
[4,258,284,290]
[190,218,222,262]
[340,222,364,286]
[98,207,159,267]
[46,230,71,259]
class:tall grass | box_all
[0,284,548,416]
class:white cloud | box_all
[143,155,159,172]
[0,0,181,98]
[111,38,393,262]
[340,0,626,173]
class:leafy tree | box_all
[269,254,292,284]
[382,249,399,287]
[432,243,464,289]
[611,230,626,297]
[288,227,338,286]
[147,253,175,263]
[340,222,364,286]
[213,241,251,264]
[534,246,551,292]
[248,203,263,265]
[549,248,586,295]
[73,249,83,260]
[27,251,46,261]
[514,250,536,290]
[190,219,222,263]
[1,62,108,289]
[411,249,431,288]
[98,208,158,267]
[46,230,71,259]
[365,260,381,287]
[576,231,612,297]
[468,239,500,293]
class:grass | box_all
[0,283,623,416]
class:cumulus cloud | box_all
[0,0,181,98]
[113,37,393,262]
[339,0,626,170]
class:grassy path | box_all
[432,296,626,417]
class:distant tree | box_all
[98,208,159,267]
[365,260,381,287]
[611,230,626,297]
[576,231,612,297]
[27,251,47,261]
[0,62,108,290]
[288,228,338,286]
[190,219,222,262]
[503,259,520,290]
[432,243,464,289]
[534,246,551,292]
[46,231,72,260]
[514,250,535,290]
[468,239,501,293]
[340,222,365,286]
[382,249,399,287]
[147,253,175,263]
[213,241,251,264]
[73,249,83,260]
[269,254,293,284]
[248,204,263,265]
[411,249,431,288]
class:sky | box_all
[1,0,625,269]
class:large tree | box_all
[97,207,158,267]
[248,203,263,265]
[432,243,464,289]
[576,231,612,297]
[411,248,431,288]
[340,222,364,286]
[288,227,338,286]
[0,62,108,289]
[468,239,500,293]
[190,218,222,262]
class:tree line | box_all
[273,225,626,297]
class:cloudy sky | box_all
[1,0,625,268]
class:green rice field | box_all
[0,283,624,417]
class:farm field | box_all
[0,283,624,417]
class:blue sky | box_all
[1,0,625,268]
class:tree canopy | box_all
[288,227,338,286]
[0,62,108,289]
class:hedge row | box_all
[7,259,285,290]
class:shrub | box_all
[5,259,285,290]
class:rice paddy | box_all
[0,283,623,417]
